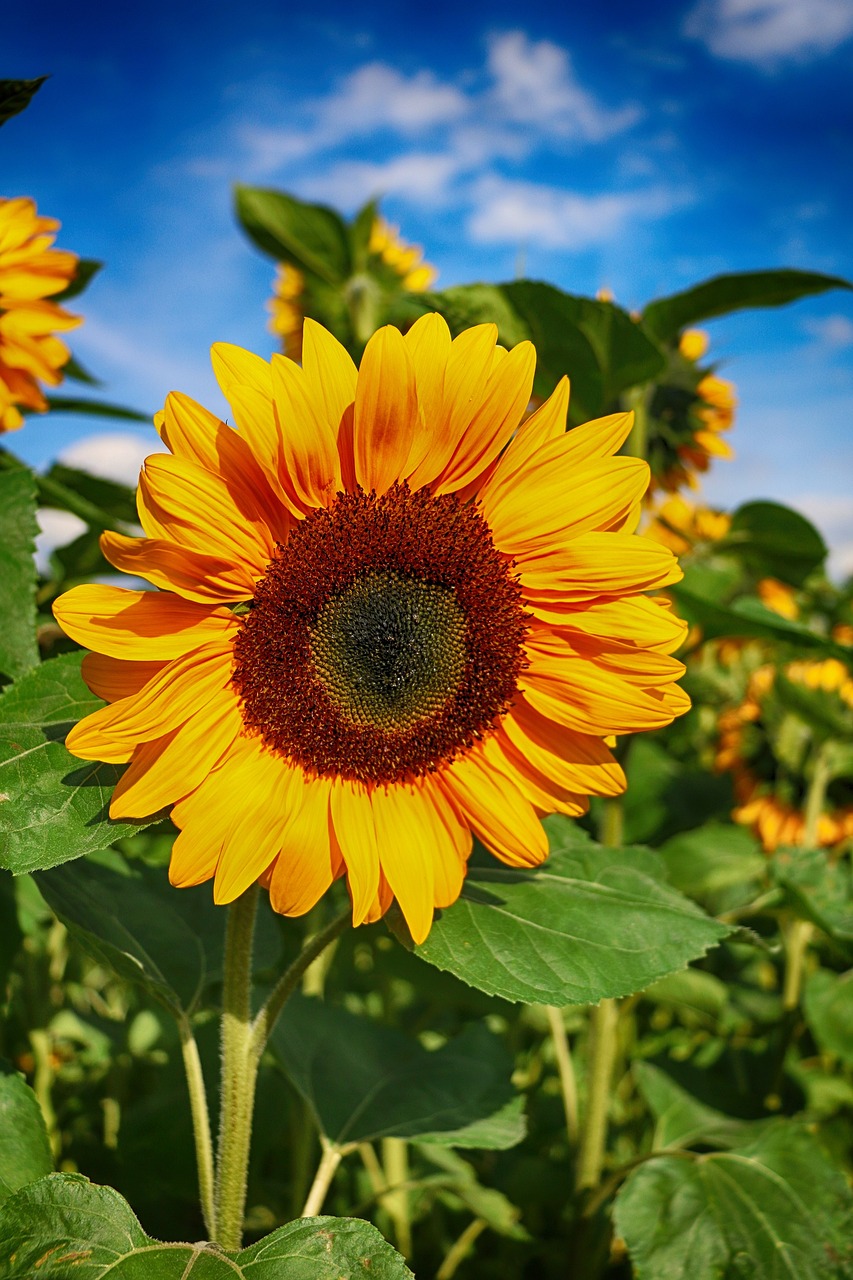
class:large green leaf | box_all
[804,969,853,1063]
[670,580,849,654]
[0,466,39,681]
[0,654,148,874]
[40,462,138,529]
[614,1124,853,1279]
[426,283,530,350]
[658,822,766,900]
[642,269,853,342]
[771,847,853,955]
[634,1062,767,1151]
[0,77,47,127]
[234,185,351,285]
[721,501,827,586]
[0,1064,53,1205]
[35,854,222,1018]
[273,994,524,1149]
[0,1174,412,1277]
[407,818,730,1004]
[52,260,102,304]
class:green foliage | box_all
[614,1125,853,1279]
[52,260,103,304]
[409,819,730,1004]
[234,186,352,284]
[0,465,39,681]
[0,77,48,127]
[43,395,150,423]
[805,969,853,1063]
[0,654,148,874]
[0,1174,412,1278]
[722,501,828,587]
[273,995,524,1149]
[641,268,853,341]
[0,1065,53,1204]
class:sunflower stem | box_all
[782,743,831,1012]
[179,1016,216,1240]
[214,885,259,1252]
[545,1005,579,1145]
[624,384,651,461]
[249,907,352,1062]
[301,1137,345,1217]
[575,997,619,1192]
[381,1137,413,1258]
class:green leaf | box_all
[804,969,853,1063]
[721,501,827,586]
[642,269,853,343]
[0,1173,413,1277]
[417,1146,529,1241]
[0,875,22,992]
[658,822,766,899]
[41,463,138,527]
[52,260,102,304]
[670,580,849,654]
[496,281,604,418]
[0,77,48,127]
[0,466,39,680]
[35,854,222,1018]
[634,1062,766,1151]
[0,654,149,875]
[425,284,531,349]
[273,994,524,1149]
[771,847,853,954]
[0,1064,53,1205]
[234,185,351,285]
[407,817,730,1004]
[614,1124,853,1279]
[773,671,853,741]
[43,396,150,423]
[61,354,102,387]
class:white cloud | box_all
[486,32,640,139]
[59,432,152,487]
[802,314,853,347]
[467,176,691,249]
[35,509,88,576]
[685,0,853,65]
[300,152,464,208]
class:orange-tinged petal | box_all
[434,340,536,495]
[211,341,273,397]
[518,531,682,601]
[66,640,233,758]
[504,697,626,797]
[100,532,257,603]
[81,653,166,703]
[370,783,436,944]
[479,377,569,505]
[535,594,688,653]
[330,779,380,926]
[271,352,342,507]
[301,317,357,434]
[268,774,339,917]
[440,747,548,869]
[213,749,301,903]
[138,453,275,570]
[490,731,588,817]
[53,585,238,658]
[354,325,418,494]
[486,456,649,553]
[109,692,243,819]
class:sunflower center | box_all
[310,571,467,731]
[231,483,528,785]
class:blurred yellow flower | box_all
[644,494,731,557]
[368,216,437,292]
[0,197,81,431]
[717,658,853,851]
[756,577,799,620]
[55,316,689,943]
[650,330,738,496]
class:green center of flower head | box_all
[310,570,467,730]
[231,483,529,785]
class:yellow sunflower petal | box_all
[100,532,257,603]
[354,325,418,494]
[271,352,342,507]
[213,749,301,904]
[440,747,548,869]
[504,698,626,796]
[268,774,340,917]
[301,317,358,434]
[81,654,165,703]
[330,779,381,927]
[53,585,237,659]
[536,595,688,652]
[518,531,682,600]
[369,783,437,945]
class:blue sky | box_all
[6,0,853,572]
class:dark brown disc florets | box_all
[231,483,528,784]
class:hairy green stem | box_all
[436,1218,488,1280]
[301,1138,345,1217]
[575,998,619,1192]
[783,743,832,1013]
[624,385,651,462]
[381,1137,413,1258]
[214,885,259,1251]
[179,1017,216,1240]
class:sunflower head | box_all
[717,657,853,851]
[0,196,81,431]
[54,315,690,942]
[646,329,737,496]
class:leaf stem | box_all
[545,1005,579,1145]
[179,1016,216,1240]
[381,1137,413,1258]
[214,885,259,1252]
[624,384,651,462]
[249,907,352,1061]
[436,1217,488,1280]
[782,742,832,1013]
[301,1138,345,1217]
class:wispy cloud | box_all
[684,0,853,66]
[802,314,853,347]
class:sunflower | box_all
[717,658,853,851]
[646,328,737,496]
[0,197,81,431]
[643,493,731,557]
[54,317,689,942]
[268,217,436,362]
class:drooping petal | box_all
[370,783,437,944]
[54,585,238,658]
[267,773,341,917]
[100,532,257,603]
[330,778,380,926]
[439,746,549,869]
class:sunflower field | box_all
[3,74,853,1280]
